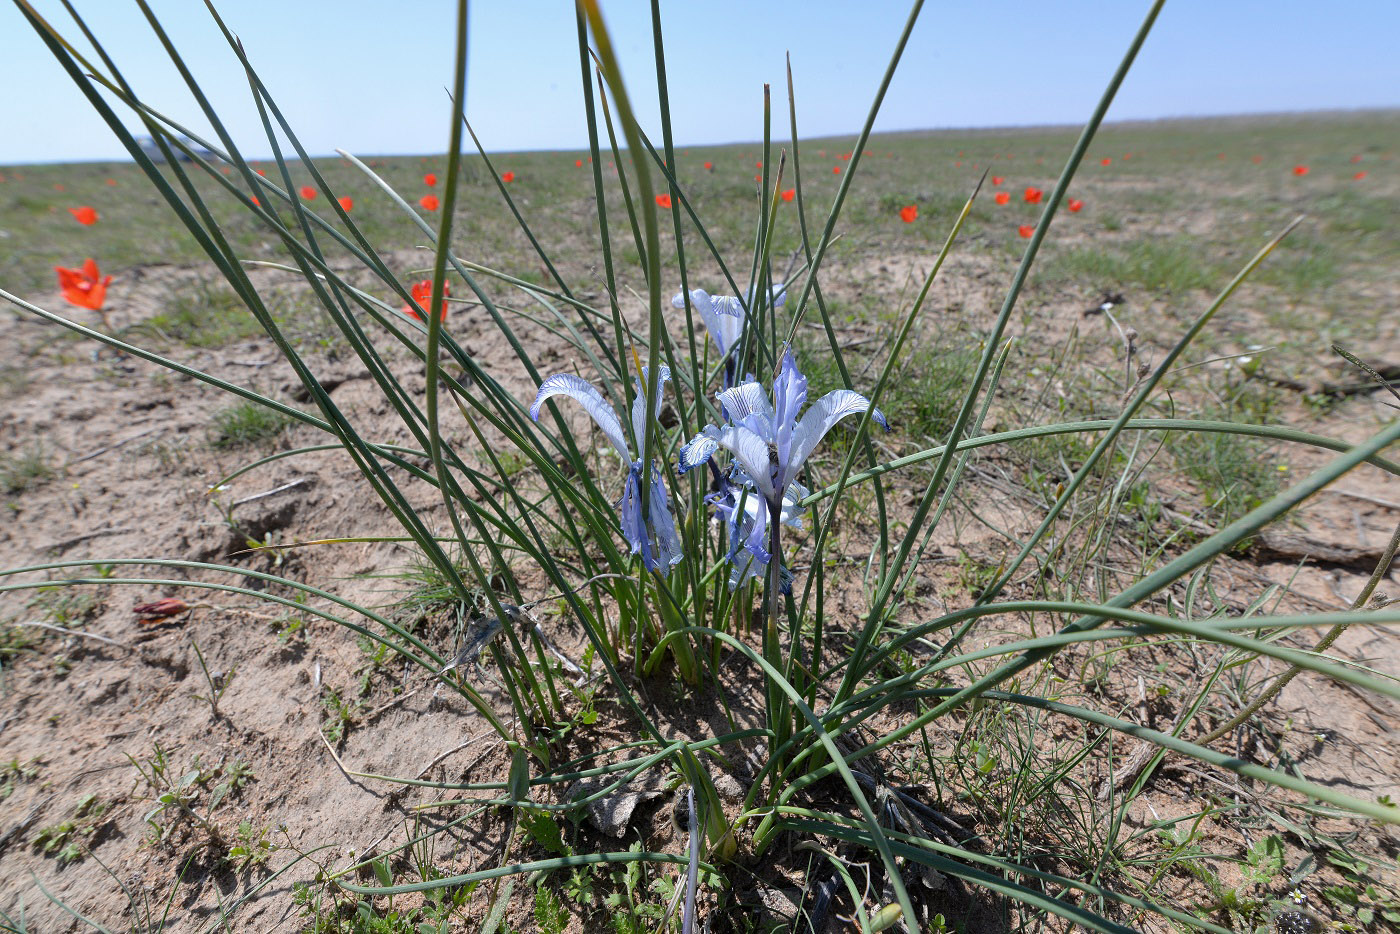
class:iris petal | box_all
[786,389,888,481]
[530,374,631,461]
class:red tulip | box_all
[991,176,1004,186]
[338,196,354,212]
[105,178,117,186]
[754,175,761,183]
[255,169,267,177]
[832,166,841,174]
[780,189,795,202]
[655,194,673,209]
[300,186,317,200]
[251,196,260,207]
[69,206,98,225]
[501,171,515,183]
[954,161,962,167]
[1353,171,1368,181]
[994,191,1010,205]
[1251,155,1263,164]
[55,258,111,311]
[1100,157,1111,166]
[1023,187,1042,204]
[899,204,918,223]
[1017,224,1035,238]
[424,173,437,187]
[53,183,66,192]
[133,598,191,620]
[1067,198,1084,213]
[1292,165,1309,176]
[1350,154,1363,164]
[703,161,713,171]
[756,161,763,169]
[420,194,439,211]
[403,279,450,323]
[574,159,583,167]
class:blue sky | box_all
[2,1,1397,165]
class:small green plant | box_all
[321,687,362,746]
[32,793,109,864]
[190,638,236,718]
[208,401,292,449]
[225,819,278,871]
[1,757,41,800]
[129,743,254,848]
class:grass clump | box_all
[0,444,54,494]
[209,402,291,449]
[143,280,264,348]
[1173,381,1283,527]
[1050,236,1220,293]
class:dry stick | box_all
[14,620,136,652]
[1199,517,1400,745]
[231,477,310,507]
[40,527,130,552]
[70,425,161,464]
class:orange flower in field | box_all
[1023,187,1042,204]
[105,178,117,186]
[994,191,1010,205]
[69,205,98,225]
[300,186,317,200]
[424,173,437,187]
[1292,165,1309,176]
[574,159,583,167]
[991,176,1004,186]
[1353,171,1368,181]
[501,171,515,183]
[754,175,761,182]
[832,166,841,174]
[255,169,267,177]
[756,161,762,169]
[403,280,450,323]
[1100,157,1111,166]
[420,194,439,211]
[780,188,795,202]
[954,161,961,167]
[898,204,917,223]
[54,183,66,192]
[703,161,713,171]
[55,258,111,311]
[1350,154,1363,163]
[1067,198,1084,213]
[655,194,673,209]
[338,196,354,212]
[1017,224,1035,238]
[1251,155,1263,164]
[251,196,260,207]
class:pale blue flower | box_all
[672,283,787,387]
[706,468,806,591]
[679,348,887,589]
[530,366,683,575]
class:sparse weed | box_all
[208,401,292,449]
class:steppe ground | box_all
[1,111,1398,932]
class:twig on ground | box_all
[70,426,161,464]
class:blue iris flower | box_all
[679,348,888,589]
[672,283,787,388]
[530,366,683,575]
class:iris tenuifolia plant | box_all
[6,0,1400,931]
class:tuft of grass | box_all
[1173,381,1282,527]
[143,280,265,348]
[208,402,291,449]
[1049,237,1220,293]
[0,444,55,495]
